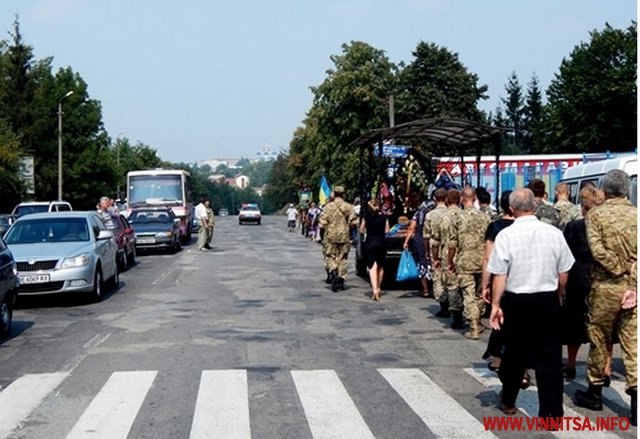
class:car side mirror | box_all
[97,230,114,240]
[174,218,181,224]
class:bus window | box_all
[630,175,637,206]
[567,182,579,204]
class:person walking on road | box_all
[195,196,209,251]
[286,203,298,232]
[360,198,389,301]
[488,188,574,418]
[448,187,491,339]
[319,186,358,292]
[574,169,637,425]
[204,199,215,249]
[424,188,448,314]
[403,196,434,297]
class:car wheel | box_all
[0,293,13,338]
[108,262,119,290]
[118,251,128,272]
[257,221,261,225]
[127,245,136,266]
[92,268,104,302]
[239,221,242,225]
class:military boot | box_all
[628,387,637,426]
[574,385,603,411]
[435,300,450,318]
[331,276,343,292]
[450,310,464,329]
[325,269,334,284]
[464,319,483,340]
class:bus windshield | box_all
[129,175,183,206]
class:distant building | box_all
[208,173,250,189]
[255,145,277,162]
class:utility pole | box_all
[389,95,395,127]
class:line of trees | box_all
[0,17,635,214]
[264,22,636,210]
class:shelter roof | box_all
[352,118,509,154]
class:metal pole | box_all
[57,91,73,201]
[57,101,63,201]
[389,95,395,128]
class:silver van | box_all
[560,155,637,206]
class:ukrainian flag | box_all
[319,175,331,205]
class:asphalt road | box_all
[0,215,634,439]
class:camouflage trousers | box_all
[443,268,462,312]
[459,272,484,325]
[325,242,350,279]
[586,281,637,391]
[321,240,330,271]
[432,266,445,303]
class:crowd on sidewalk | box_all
[286,171,637,426]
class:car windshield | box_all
[14,205,49,217]
[129,211,172,224]
[4,217,89,244]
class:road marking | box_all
[464,366,620,438]
[380,368,497,438]
[189,369,251,439]
[62,332,111,372]
[0,372,69,438]
[66,370,157,439]
[291,369,375,439]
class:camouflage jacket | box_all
[554,199,581,229]
[479,205,499,221]
[423,205,447,241]
[534,199,562,229]
[586,198,637,287]
[318,198,357,243]
[431,206,461,263]
[448,206,491,273]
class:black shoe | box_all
[628,387,637,427]
[339,278,345,290]
[204,243,212,249]
[324,270,333,284]
[563,366,576,380]
[331,277,343,292]
[574,385,603,411]
[435,301,450,318]
[450,310,464,329]
[603,375,611,387]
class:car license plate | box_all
[19,274,50,284]
[137,237,155,244]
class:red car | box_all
[110,214,136,271]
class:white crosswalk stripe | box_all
[0,367,632,438]
[65,370,157,439]
[464,366,622,438]
[291,369,375,439]
[190,370,252,439]
[0,372,69,439]
[379,368,497,438]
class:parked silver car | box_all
[3,212,119,302]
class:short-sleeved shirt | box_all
[195,203,208,222]
[485,218,515,242]
[487,215,575,293]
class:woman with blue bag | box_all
[359,198,389,301]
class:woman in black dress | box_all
[403,198,435,297]
[562,186,606,380]
[359,198,389,301]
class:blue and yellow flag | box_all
[319,175,331,205]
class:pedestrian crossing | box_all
[0,366,633,438]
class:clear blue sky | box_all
[1,0,636,163]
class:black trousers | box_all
[498,291,564,418]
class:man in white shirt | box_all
[488,188,574,419]
[286,203,298,232]
[194,196,209,251]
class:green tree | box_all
[0,120,24,211]
[522,74,544,153]
[501,72,525,153]
[543,22,637,152]
[396,41,488,123]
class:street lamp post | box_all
[116,129,126,199]
[57,90,74,201]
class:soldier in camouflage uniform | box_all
[554,182,581,230]
[432,189,463,327]
[424,188,449,316]
[476,186,499,221]
[319,193,335,284]
[447,187,491,339]
[528,179,562,228]
[318,186,358,292]
[574,170,638,426]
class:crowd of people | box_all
[288,171,637,426]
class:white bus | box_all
[560,155,637,206]
[126,169,194,243]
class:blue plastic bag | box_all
[396,250,419,282]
